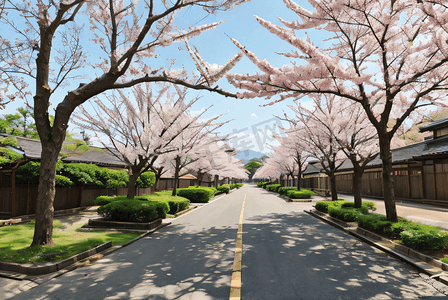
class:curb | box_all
[305,210,448,286]
[0,241,112,277]
[265,190,315,203]
[88,218,162,230]
[0,188,241,281]
[173,205,197,217]
[0,221,170,280]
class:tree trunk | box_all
[297,169,302,190]
[214,175,219,188]
[197,172,204,187]
[31,141,61,246]
[127,159,148,199]
[379,136,398,222]
[155,175,161,191]
[127,171,139,199]
[352,168,363,208]
[172,156,181,196]
[330,174,338,201]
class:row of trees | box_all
[229,0,448,222]
[255,95,402,208]
[0,0,250,246]
[3,0,448,246]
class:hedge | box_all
[141,193,190,215]
[136,171,156,188]
[97,199,169,222]
[230,183,244,190]
[400,230,448,250]
[177,187,216,203]
[217,184,230,194]
[287,189,316,199]
[266,184,281,192]
[55,175,73,187]
[316,201,448,251]
[256,182,267,187]
[95,193,190,215]
[16,161,155,189]
[278,187,298,196]
[187,186,217,198]
[230,183,243,189]
[59,163,129,188]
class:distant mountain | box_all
[235,150,265,164]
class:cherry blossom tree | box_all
[0,0,247,245]
[253,155,281,182]
[227,0,448,221]
[188,142,227,186]
[270,132,309,188]
[266,146,297,187]
[285,95,346,200]
[74,83,221,198]
[164,128,226,196]
[218,154,248,183]
[286,95,378,206]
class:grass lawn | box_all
[0,220,141,264]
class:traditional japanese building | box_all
[302,117,448,205]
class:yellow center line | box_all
[229,192,246,300]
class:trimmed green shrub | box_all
[136,171,156,188]
[400,229,448,250]
[328,206,361,222]
[230,183,243,189]
[140,193,190,215]
[287,189,316,199]
[97,199,169,222]
[95,193,190,215]
[95,196,118,206]
[314,200,346,213]
[217,184,230,194]
[17,161,45,184]
[256,182,267,187]
[266,184,281,192]
[55,175,73,187]
[340,201,373,215]
[278,187,298,196]
[356,214,392,233]
[187,186,217,197]
[177,188,214,203]
[60,163,128,188]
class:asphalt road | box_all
[3,185,447,299]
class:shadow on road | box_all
[8,212,446,299]
[242,212,446,300]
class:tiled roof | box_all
[0,133,128,168]
[305,135,448,174]
[302,161,325,175]
[0,133,42,159]
[62,147,128,168]
[419,117,448,132]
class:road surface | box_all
[3,185,447,299]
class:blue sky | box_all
[3,0,322,156]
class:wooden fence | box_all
[0,178,198,218]
[302,158,448,205]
